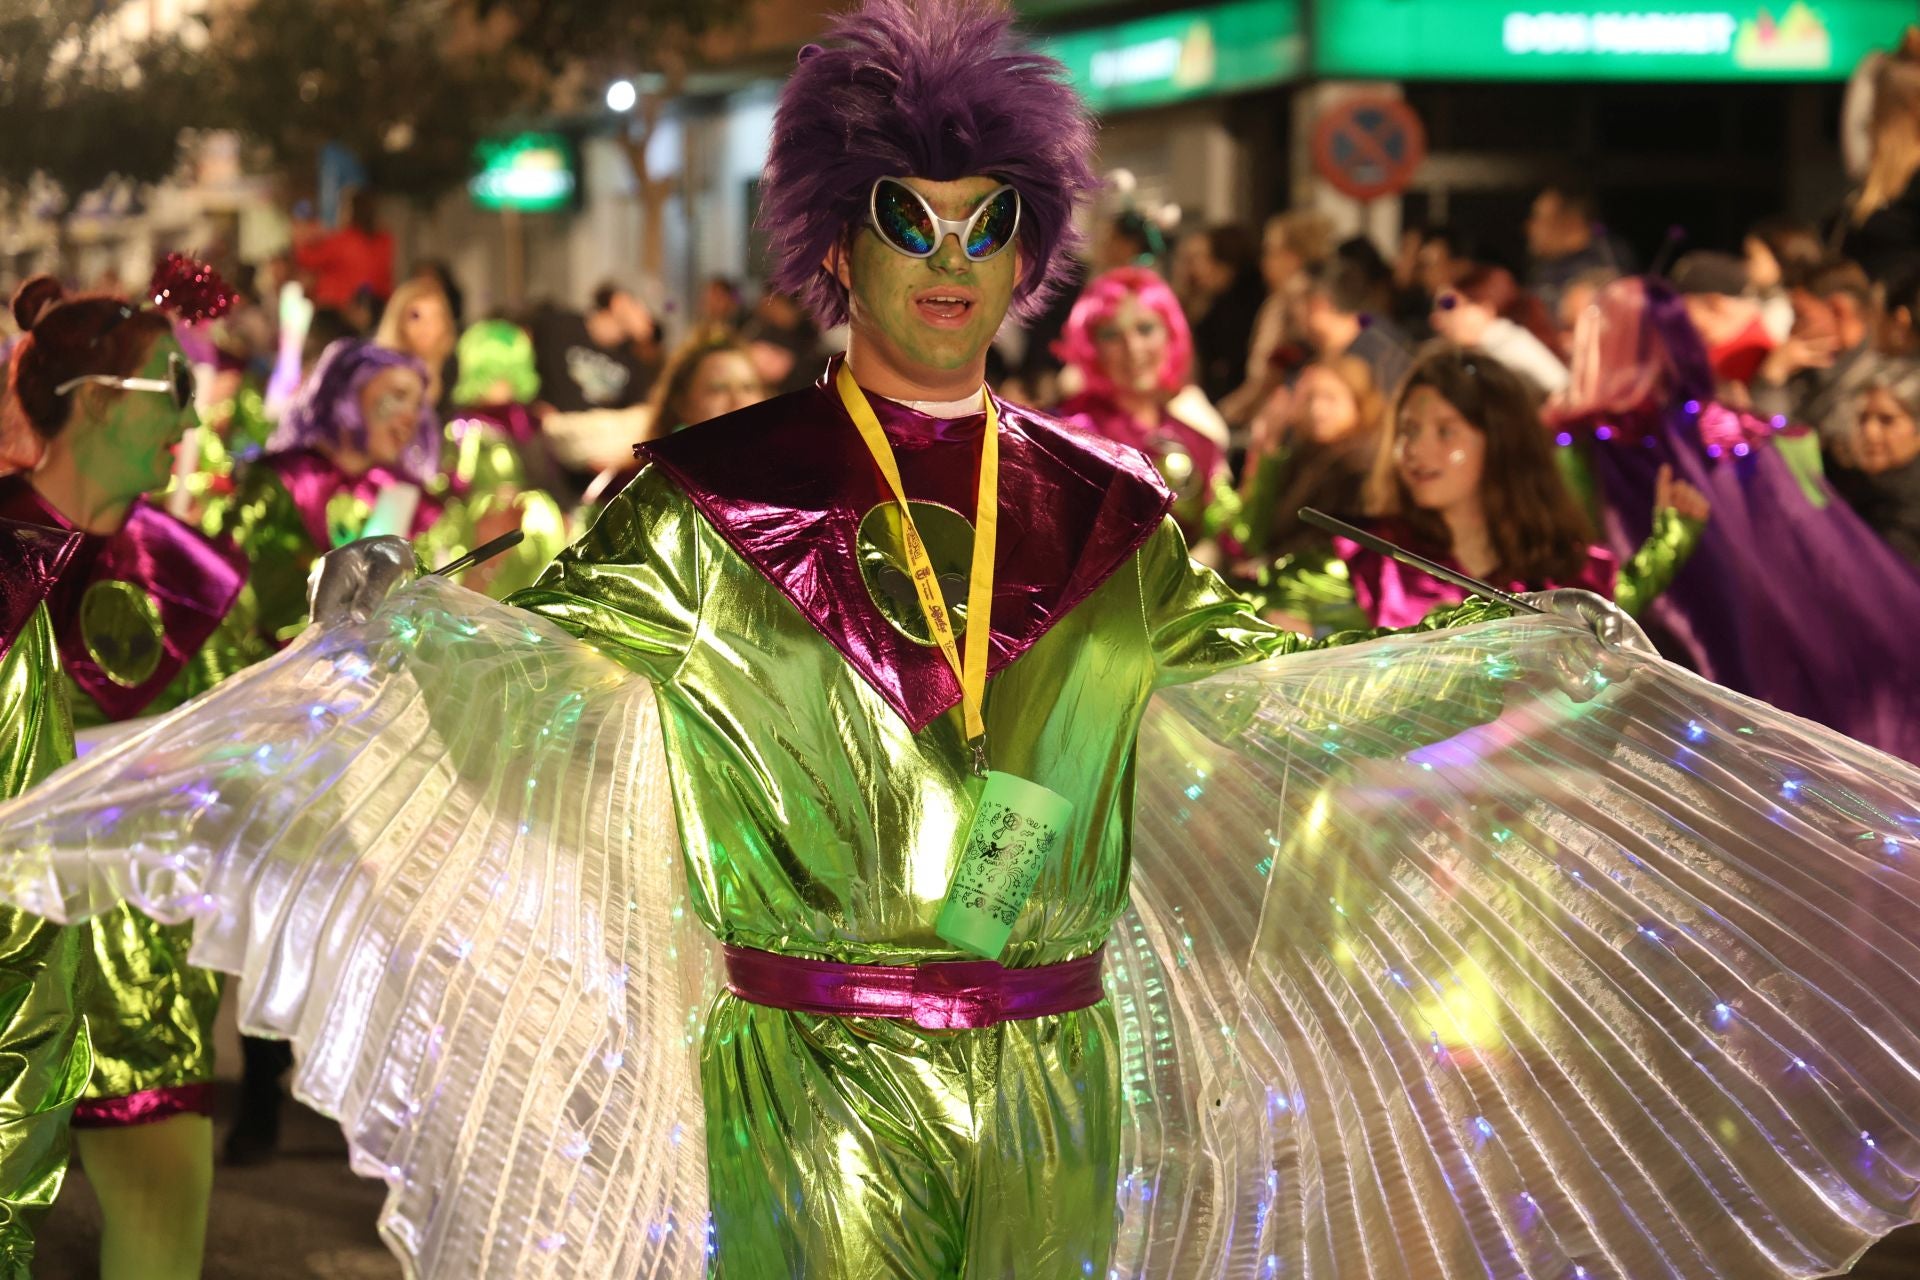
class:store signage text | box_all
[1502,11,1738,56]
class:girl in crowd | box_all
[1231,356,1385,633]
[1263,346,1708,634]
[374,277,458,411]
[1831,362,1920,567]
[437,321,566,599]
[1428,264,1569,397]
[1548,276,1920,762]
[0,272,258,1280]
[575,332,769,534]
[638,331,769,443]
[216,338,443,648]
[1053,266,1237,543]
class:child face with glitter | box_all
[836,176,1020,395]
[357,367,426,470]
[1393,383,1486,517]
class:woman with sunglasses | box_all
[1052,266,1238,545]
[1257,346,1708,634]
[0,270,257,1280]
[213,338,446,650]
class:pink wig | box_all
[1053,266,1194,401]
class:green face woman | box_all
[67,332,201,504]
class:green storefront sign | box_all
[1040,0,1305,113]
[469,133,577,213]
[1315,0,1915,80]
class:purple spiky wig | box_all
[267,338,441,484]
[762,0,1098,327]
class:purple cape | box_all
[1563,404,1920,764]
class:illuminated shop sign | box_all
[1039,0,1305,112]
[1315,1,1914,80]
[469,133,577,212]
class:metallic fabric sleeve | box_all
[1255,542,1372,637]
[1612,506,1706,619]
[506,466,704,683]
[1139,517,1508,688]
[0,608,90,1275]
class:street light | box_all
[606,79,637,113]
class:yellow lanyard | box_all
[835,363,999,774]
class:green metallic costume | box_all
[1249,507,1704,635]
[62,585,252,1120]
[0,601,94,1276]
[508,395,1502,1279]
[0,480,260,1125]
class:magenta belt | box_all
[722,944,1107,1030]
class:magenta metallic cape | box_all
[1335,519,1618,631]
[263,448,445,550]
[0,517,83,660]
[0,476,247,721]
[722,944,1106,1031]
[638,361,1172,731]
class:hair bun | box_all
[10,276,66,332]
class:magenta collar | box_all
[639,361,1173,731]
[0,476,247,720]
[0,517,84,660]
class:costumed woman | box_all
[0,268,254,1280]
[1227,354,1385,631]
[9,7,1920,1280]
[213,337,443,650]
[433,320,567,599]
[1054,266,1239,546]
[1547,274,1920,762]
[1258,346,1708,635]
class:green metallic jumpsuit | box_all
[507,381,1501,1279]
[0,582,94,1276]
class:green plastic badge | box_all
[936,771,1074,960]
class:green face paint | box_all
[81,334,200,503]
[846,175,1020,385]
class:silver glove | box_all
[1519,588,1657,656]
[307,536,416,627]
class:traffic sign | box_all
[1311,97,1427,200]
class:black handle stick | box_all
[1297,508,1546,615]
[431,530,526,578]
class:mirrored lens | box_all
[874,180,936,256]
[169,356,195,411]
[965,188,1019,260]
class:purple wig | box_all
[761,0,1099,327]
[268,338,440,484]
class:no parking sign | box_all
[1311,97,1427,201]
